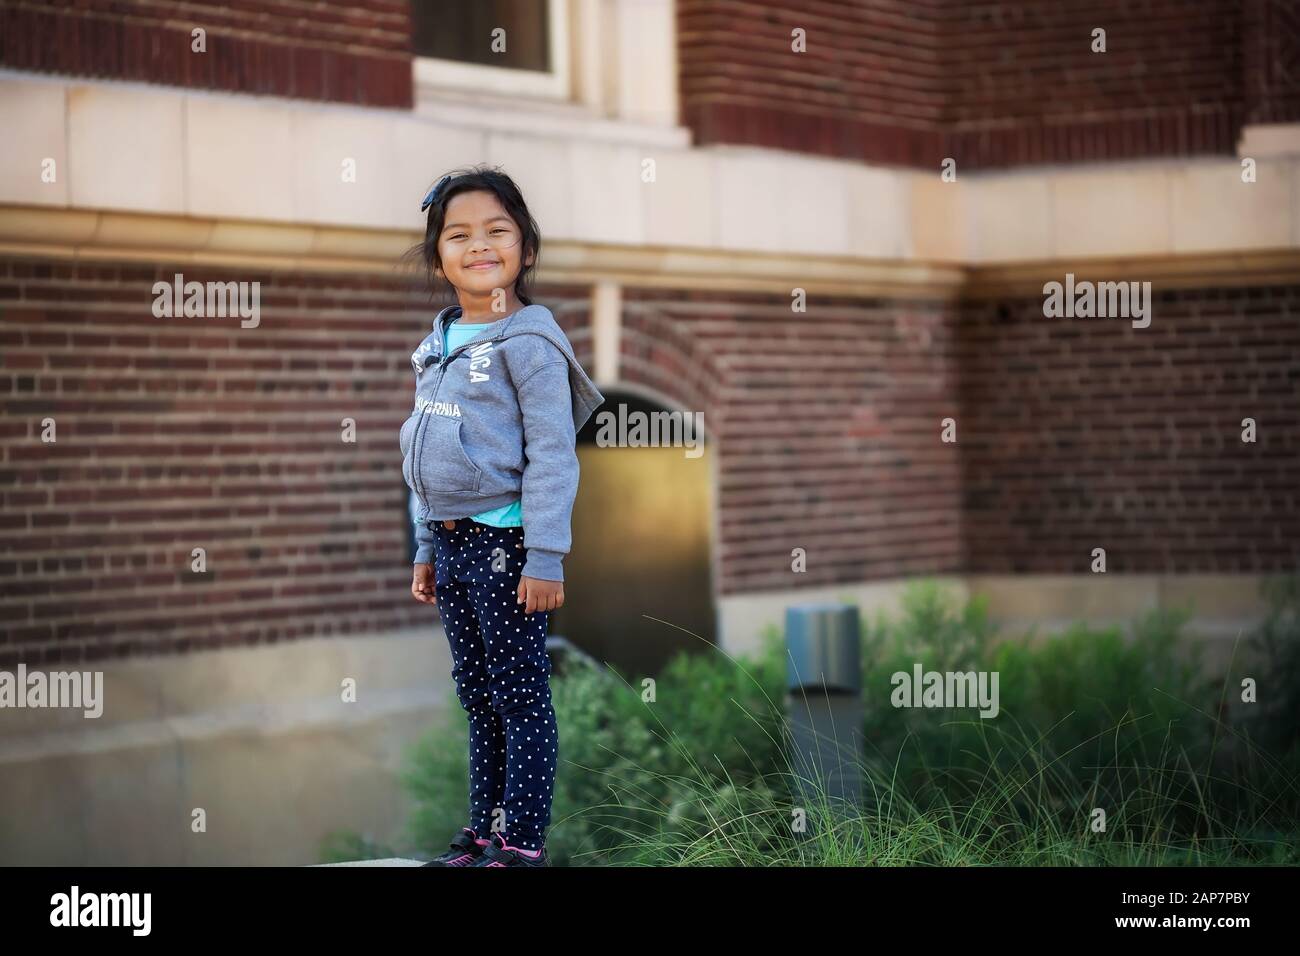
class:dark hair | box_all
[403,165,540,307]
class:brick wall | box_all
[0,0,412,108]
[678,0,947,166]
[3,256,1298,663]
[957,286,1300,572]
[679,0,1300,169]
[941,0,1242,168]
[1243,0,1300,125]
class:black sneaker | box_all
[469,833,549,867]
[422,828,489,867]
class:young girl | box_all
[399,167,604,867]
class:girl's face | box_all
[434,189,533,303]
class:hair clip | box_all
[420,174,452,212]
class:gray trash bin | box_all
[785,604,865,824]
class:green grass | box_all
[321,576,1300,866]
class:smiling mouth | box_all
[466,261,500,270]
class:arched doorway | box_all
[554,389,715,678]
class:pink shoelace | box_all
[487,834,542,864]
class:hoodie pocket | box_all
[415,413,482,495]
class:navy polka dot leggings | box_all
[429,517,557,852]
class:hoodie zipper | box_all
[410,324,497,512]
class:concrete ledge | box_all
[718,573,1275,666]
[0,202,966,299]
[3,71,1297,268]
[2,200,1294,298]
[0,628,452,866]
[311,858,427,867]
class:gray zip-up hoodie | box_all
[400,303,605,582]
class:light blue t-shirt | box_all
[444,320,523,528]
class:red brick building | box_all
[0,0,1297,864]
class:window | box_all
[411,0,570,100]
[412,0,549,72]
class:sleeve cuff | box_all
[413,522,436,564]
[522,547,565,582]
